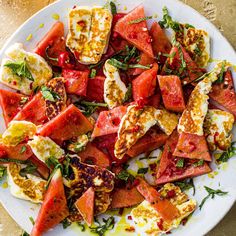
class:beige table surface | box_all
[0,0,236,235]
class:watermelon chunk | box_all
[173,132,211,161]
[62,69,89,96]
[209,69,236,119]
[0,89,26,127]
[31,169,69,236]
[91,106,127,138]
[127,128,168,157]
[13,92,47,125]
[147,94,161,109]
[114,5,154,58]
[150,22,172,63]
[136,177,180,222]
[38,104,93,141]
[86,76,106,102]
[162,45,205,84]
[0,143,32,161]
[78,143,110,168]
[75,187,95,226]
[132,63,158,101]
[158,75,186,112]
[129,52,154,75]
[29,155,49,179]
[111,187,144,209]
[156,131,211,185]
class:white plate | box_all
[0,0,236,235]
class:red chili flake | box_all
[136,98,148,109]
[132,178,140,187]
[72,5,76,9]
[125,226,135,232]
[128,32,138,39]
[111,117,121,126]
[73,51,80,60]
[12,81,17,85]
[130,125,140,133]
[118,208,124,215]
[127,215,132,220]
[112,32,119,39]
[77,20,85,28]
[24,136,29,143]
[166,189,176,199]
[157,218,164,230]
[29,82,33,90]
[146,37,153,44]
[166,231,172,234]
[181,217,188,226]
[149,163,157,171]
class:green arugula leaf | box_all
[123,46,138,63]
[90,216,115,236]
[199,186,228,210]
[215,60,227,84]
[90,68,97,78]
[20,145,27,154]
[77,222,86,232]
[117,170,135,183]
[76,101,108,117]
[175,178,195,195]
[19,162,37,177]
[61,219,71,229]
[21,231,30,236]
[4,60,34,81]
[0,166,7,181]
[29,216,35,225]
[137,167,149,175]
[217,142,236,163]
[176,158,184,168]
[110,1,117,15]
[123,83,132,102]
[41,86,60,102]
[129,16,153,24]
[193,159,204,167]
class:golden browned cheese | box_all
[45,77,67,120]
[8,163,46,203]
[204,109,234,151]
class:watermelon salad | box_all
[0,2,235,236]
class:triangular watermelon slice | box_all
[0,89,26,127]
[161,45,205,84]
[156,131,211,185]
[209,69,236,119]
[75,187,95,226]
[173,132,211,161]
[114,5,154,58]
[31,169,69,236]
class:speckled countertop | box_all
[0,0,235,235]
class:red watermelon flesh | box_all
[156,131,211,185]
[91,106,127,138]
[31,169,69,236]
[173,132,211,161]
[114,5,154,58]
[13,92,47,125]
[0,89,26,127]
[161,45,205,84]
[75,187,95,226]
[209,69,236,119]
[29,155,49,180]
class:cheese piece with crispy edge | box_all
[131,183,196,236]
[66,6,92,59]
[204,109,234,151]
[7,163,46,203]
[176,25,210,68]
[2,121,37,146]
[103,60,128,109]
[0,43,52,95]
[79,7,112,64]
[178,61,231,136]
[28,136,65,163]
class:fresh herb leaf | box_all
[215,60,226,84]
[20,97,29,105]
[175,178,195,195]
[20,145,27,154]
[110,1,117,15]
[61,218,71,229]
[194,45,202,57]
[185,23,195,29]
[123,83,132,102]
[45,156,61,169]
[90,69,97,78]
[77,222,86,232]
[20,162,37,177]
[159,6,182,32]
[41,86,60,102]
[123,46,138,63]
[0,166,7,180]
[21,231,30,236]
[217,142,236,163]
[199,186,228,210]
[161,51,176,58]
[129,16,153,24]
[128,64,151,69]
[76,101,108,117]
[108,58,150,70]
[80,101,108,108]
[139,156,157,160]
[29,216,35,225]
[137,167,149,174]
[4,60,34,81]
[176,158,184,168]
[117,170,135,183]
[193,159,204,167]
[90,216,115,236]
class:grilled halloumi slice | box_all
[114,105,178,159]
[7,163,46,203]
[176,25,210,68]
[204,109,234,151]
[0,43,52,95]
[66,6,112,64]
[131,183,196,236]
[28,136,65,163]
[67,134,89,153]
[2,121,37,146]
[103,60,128,109]
[178,61,231,136]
